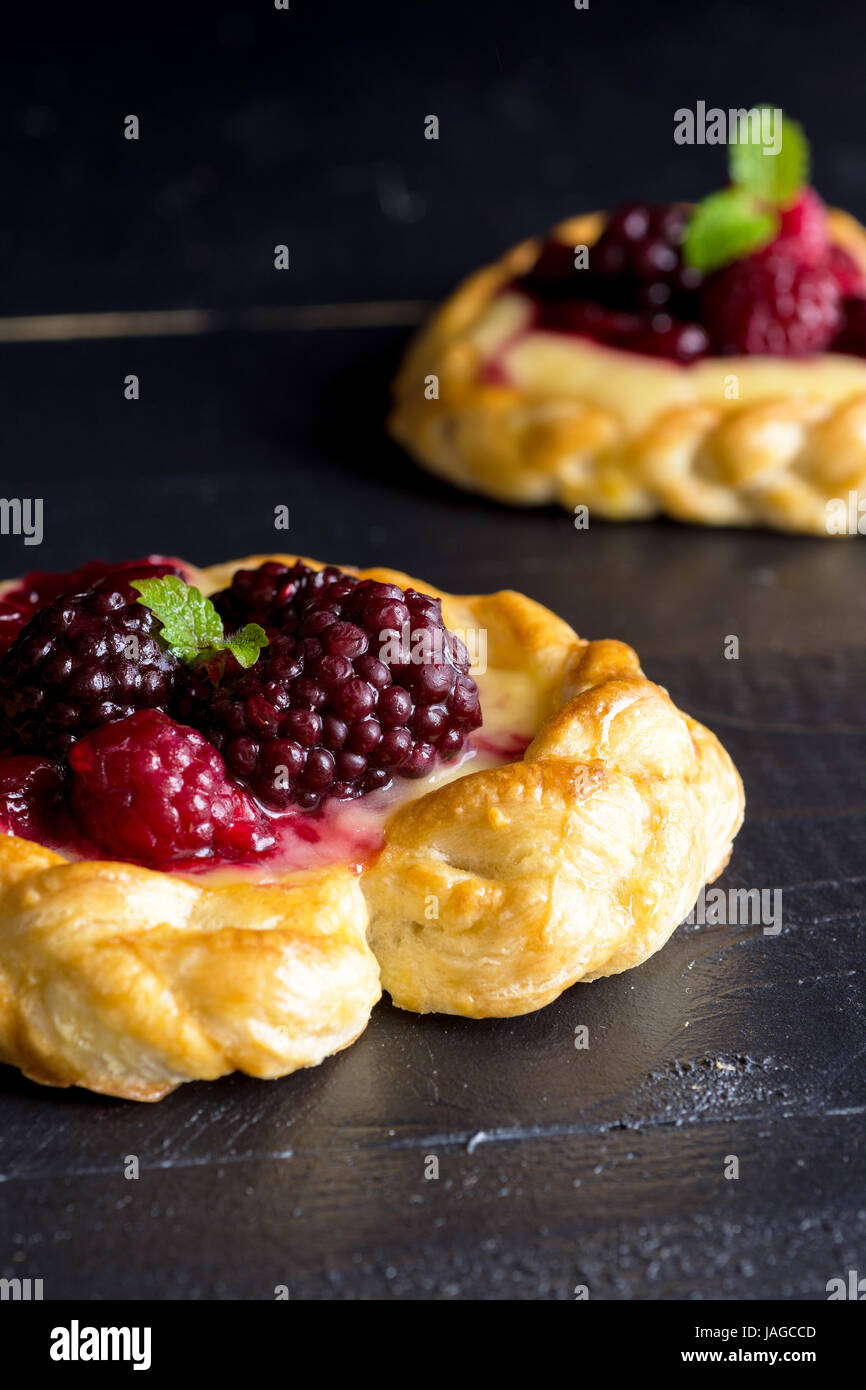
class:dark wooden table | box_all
[0,0,864,1300]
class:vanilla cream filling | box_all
[477,292,866,433]
[183,656,547,888]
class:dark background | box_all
[0,0,864,1301]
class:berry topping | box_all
[130,574,267,669]
[756,187,828,269]
[701,255,841,356]
[211,560,351,634]
[0,558,485,869]
[591,202,703,312]
[0,753,66,839]
[185,566,482,811]
[522,202,707,361]
[211,559,320,632]
[0,556,183,657]
[514,111,866,364]
[0,574,182,754]
[68,710,274,867]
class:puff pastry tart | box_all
[390,113,866,535]
[0,553,743,1100]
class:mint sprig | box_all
[132,576,268,669]
[683,188,779,274]
[682,107,810,275]
[728,108,809,208]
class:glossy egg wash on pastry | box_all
[0,552,743,1100]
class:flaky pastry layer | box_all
[0,555,743,1099]
[389,210,866,535]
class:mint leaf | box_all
[682,188,778,274]
[223,624,268,670]
[728,107,809,207]
[131,576,220,662]
[132,576,268,669]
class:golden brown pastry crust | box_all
[0,555,743,1098]
[0,847,377,1101]
[389,210,866,535]
[365,636,743,1015]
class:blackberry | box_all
[212,560,344,634]
[518,203,707,363]
[0,571,181,754]
[185,565,483,811]
[0,555,182,657]
[522,204,701,314]
[591,202,703,314]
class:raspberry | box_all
[757,188,828,269]
[0,570,181,754]
[69,710,273,866]
[186,566,483,811]
[0,753,66,839]
[701,255,842,355]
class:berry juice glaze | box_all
[201,719,532,887]
[0,558,538,885]
[0,672,533,885]
[190,662,538,884]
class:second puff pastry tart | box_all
[0,553,743,1100]
[390,113,866,535]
